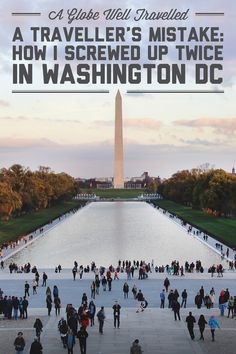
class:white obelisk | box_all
[114,90,124,188]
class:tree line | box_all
[0,164,78,220]
[158,168,236,217]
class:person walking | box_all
[46,287,51,297]
[81,293,88,306]
[53,285,59,299]
[168,290,174,309]
[209,289,216,308]
[29,338,43,354]
[198,314,207,340]
[24,281,30,297]
[46,294,52,316]
[32,280,37,295]
[88,300,96,327]
[130,339,143,354]
[101,276,107,291]
[59,318,68,348]
[19,297,23,319]
[97,306,105,334]
[22,297,28,319]
[186,312,196,340]
[12,296,20,320]
[181,289,187,308]
[219,290,226,316]
[90,281,96,299]
[72,266,77,280]
[204,294,212,309]
[136,290,144,313]
[14,332,25,354]
[67,328,75,354]
[113,301,121,328]
[140,298,148,312]
[195,293,202,309]
[42,272,48,287]
[208,315,220,341]
[160,289,165,308]
[107,277,112,291]
[199,286,205,302]
[164,277,170,292]
[77,326,88,354]
[123,282,129,299]
[132,284,137,299]
[33,318,43,342]
[227,296,234,318]
[172,300,181,321]
[95,278,100,295]
[54,296,61,316]
[35,272,39,287]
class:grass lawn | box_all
[153,200,236,248]
[0,200,85,245]
[81,188,145,199]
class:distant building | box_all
[124,181,143,189]
[232,167,236,176]
[76,172,161,189]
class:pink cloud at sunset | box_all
[173,118,236,135]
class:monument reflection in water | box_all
[12,202,223,268]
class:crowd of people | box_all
[0,258,236,353]
[69,259,227,280]
[0,294,29,320]
[3,256,236,281]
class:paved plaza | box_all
[1,269,236,354]
[1,203,236,353]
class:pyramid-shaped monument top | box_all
[116,90,121,98]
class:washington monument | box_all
[114,90,124,188]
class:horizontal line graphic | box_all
[12,90,110,94]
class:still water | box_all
[11,202,224,268]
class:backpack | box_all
[97,310,105,321]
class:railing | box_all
[74,193,163,201]
[138,194,163,200]
[74,194,100,200]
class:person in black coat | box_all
[14,332,25,353]
[195,293,202,309]
[112,301,121,328]
[172,300,181,321]
[46,294,52,316]
[198,314,207,340]
[59,318,68,348]
[163,277,170,292]
[181,289,187,308]
[77,326,88,354]
[186,312,196,340]
[30,338,43,354]
[33,318,43,341]
[168,290,174,309]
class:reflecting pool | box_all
[11,202,224,268]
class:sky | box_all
[0,0,235,178]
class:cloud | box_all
[0,99,9,107]
[0,137,235,178]
[173,118,236,135]
[0,137,58,149]
[0,115,81,124]
[0,115,27,121]
[125,118,162,130]
[94,118,162,130]
[179,138,222,146]
[94,120,113,127]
